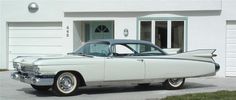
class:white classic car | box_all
[11,39,220,96]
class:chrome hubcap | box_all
[57,72,77,93]
[60,76,73,90]
[168,78,183,87]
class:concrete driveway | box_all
[1,71,236,100]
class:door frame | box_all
[73,20,114,41]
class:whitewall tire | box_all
[52,72,79,96]
[163,78,185,90]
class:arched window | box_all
[95,25,109,33]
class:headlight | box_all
[32,65,40,75]
[13,62,20,71]
[13,62,17,68]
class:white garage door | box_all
[226,21,236,76]
[8,22,65,69]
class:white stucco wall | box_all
[114,18,137,39]
[1,0,236,77]
[188,15,226,77]
[138,12,225,77]
[63,0,221,12]
[222,0,236,20]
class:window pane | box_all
[77,43,110,57]
[155,21,167,48]
[126,44,163,56]
[171,21,184,52]
[112,44,134,54]
[140,21,151,42]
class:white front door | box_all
[105,58,145,81]
[90,21,113,40]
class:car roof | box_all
[88,39,154,45]
[84,39,167,55]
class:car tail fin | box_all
[183,49,217,58]
[171,49,217,62]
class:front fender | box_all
[38,64,104,82]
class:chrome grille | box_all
[21,66,34,73]
[13,62,20,71]
[13,62,19,68]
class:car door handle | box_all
[137,59,144,62]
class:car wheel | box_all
[163,78,185,90]
[52,72,79,96]
[31,84,51,91]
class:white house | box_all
[1,0,236,77]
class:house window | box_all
[140,21,151,42]
[155,21,167,48]
[95,25,110,33]
[171,21,184,49]
[139,18,187,52]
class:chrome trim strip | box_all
[110,56,216,64]
[85,78,167,86]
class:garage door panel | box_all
[226,58,236,66]
[226,53,236,58]
[9,29,64,38]
[9,38,63,46]
[227,21,236,29]
[226,30,236,38]
[8,53,62,62]
[9,46,64,54]
[9,27,62,30]
[226,72,236,76]
[8,22,62,30]
[226,67,236,71]
[227,39,236,44]
[8,22,65,69]
[226,44,236,52]
[226,21,236,76]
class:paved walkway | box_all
[1,71,236,100]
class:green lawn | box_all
[161,91,236,100]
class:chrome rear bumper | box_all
[11,72,54,86]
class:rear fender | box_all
[172,49,217,62]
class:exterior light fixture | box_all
[28,2,39,13]
[124,28,129,37]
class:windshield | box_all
[73,42,110,57]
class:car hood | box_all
[13,54,88,66]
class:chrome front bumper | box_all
[11,72,54,86]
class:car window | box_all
[76,42,110,57]
[111,43,164,56]
[112,44,135,56]
[126,43,164,56]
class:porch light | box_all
[124,28,129,37]
[28,2,39,13]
